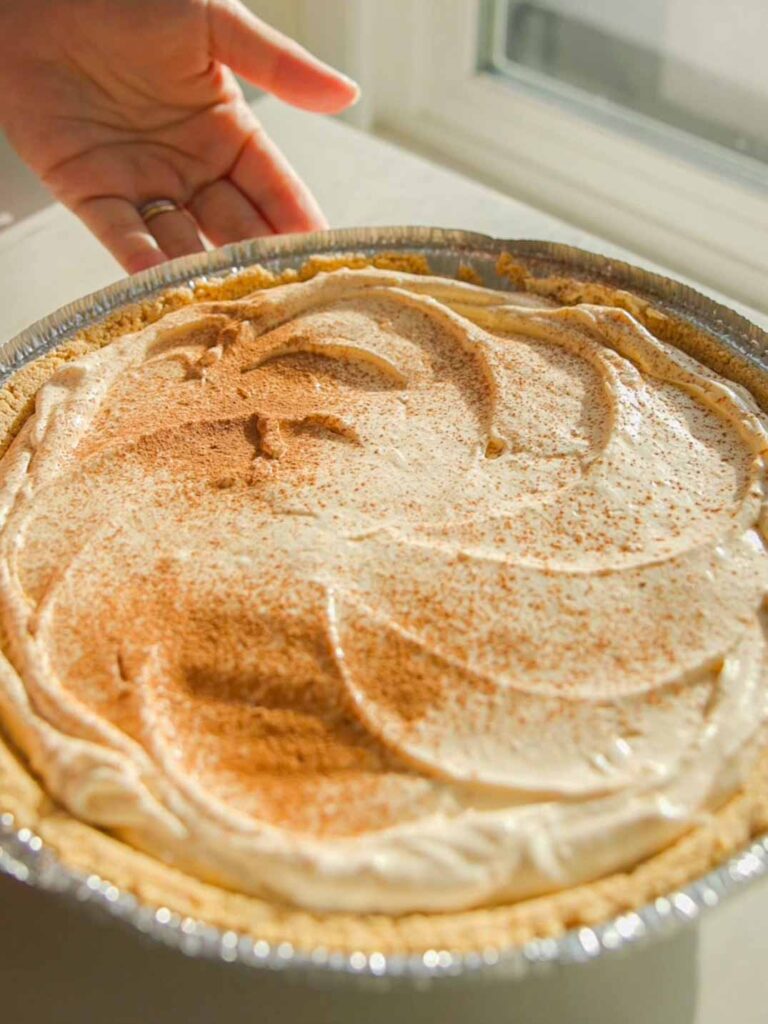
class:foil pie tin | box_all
[1,225,768,984]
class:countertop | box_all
[0,96,766,1024]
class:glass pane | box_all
[481,0,768,170]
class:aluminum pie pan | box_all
[1,225,767,984]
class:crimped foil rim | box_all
[1,225,768,984]
[2,809,767,982]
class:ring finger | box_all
[142,203,206,260]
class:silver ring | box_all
[138,198,180,224]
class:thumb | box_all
[208,0,360,114]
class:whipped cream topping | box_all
[0,267,767,914]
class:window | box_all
[481,0,767,182]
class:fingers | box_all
[72,122,327,274]
[187,180,272,247]
[74,197,165,275]
[75,197,205,274]
[231,125,328,234]
[142,207,206,261]
[208,0,359,114]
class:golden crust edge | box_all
[1,251,767,956]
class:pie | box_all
[1,252,767,955]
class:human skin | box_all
[0,0,359,272]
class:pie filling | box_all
[0,267,766,913]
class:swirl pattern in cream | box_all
[0,267,767,914]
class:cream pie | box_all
[1,254,767,953]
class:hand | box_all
[0,0,358,272]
